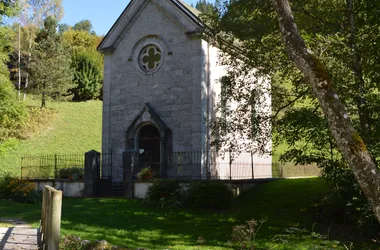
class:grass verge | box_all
[0,178,378,249]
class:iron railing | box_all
[21,153,84,179]
[16,151,320,180]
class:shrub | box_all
[144,179,182,208]
[184,181,234,209]
[0,81,26,142]
[0,172,14,198]
[58,167,84,180]
[0,175,41,203]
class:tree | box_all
[72,19,94,34]
[0,0,27,145]
[71,50,102,101]
[30,16,73,108]
[11,0,64,100]
[205,0,380,224]
[195,0,215,15]
[62,28,103,101]
[271,0,380,223]
[62,29,102,49]
[58,23,69,33]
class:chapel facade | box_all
[97,0,272,180]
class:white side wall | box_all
[206,45,272,178]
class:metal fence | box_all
[16,151,320,180]
[21,153,84,179]
[166,151,275,180]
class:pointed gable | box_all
[97,0,204,54]
[126,103,170,140]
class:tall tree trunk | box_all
[346,0,372,146]
[18,25,21,100]
[271,0,380,223]
[23,36,33,101]
[41,83,46,108]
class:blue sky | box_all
[61,0,208,36]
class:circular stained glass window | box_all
[139,45,162,72]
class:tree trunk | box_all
[23,36,33,101]
[346,0,372,146]
[18,25,21,100]
[271,0,380,223]
[41,83,46,108]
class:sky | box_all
[61,0,208,36]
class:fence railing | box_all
[40,185,62,250]
[21,153,84,179]
[16,151,320,180]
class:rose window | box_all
[139,45,162,72]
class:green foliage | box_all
[207,0,380,229]
[185,181,234,209]
[0,0,19,20]
[62,29,102,49]
[137,167,154,181]
[70,49,102,101]
[316,161,380,235]
[0,174,41,203]
[195,0,215,15]
[62,28,103,101]
[0,172,14,197]
[30,16,74,107]
[0,3,27,147]
[230,218,267,250]
[0,81,26,141]
[144,179,182,208]
[73,19,94,34]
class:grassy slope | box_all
[0,98,102,176]
[0,178,376,249]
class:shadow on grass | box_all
[59,198,235,249]
[2,178,371,249]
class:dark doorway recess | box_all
[138,124,160,177]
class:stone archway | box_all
[125,103,171,178]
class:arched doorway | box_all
[138,124,160,177]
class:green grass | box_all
[0,97,102,176]
[0,178,376,249]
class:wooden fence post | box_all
[40,185,62,250]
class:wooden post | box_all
[40,185,62,250]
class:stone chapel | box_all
[97,0,272,180]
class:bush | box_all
[0,172,14,198]
[185,181,234,209]
[0,81,26,142]
[0,175,41,203]
[144,179,182,208]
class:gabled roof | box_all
[97,0,204,54]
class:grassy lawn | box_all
[0,178,376,249]
[0,97,102,177]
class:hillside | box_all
[0,98,102,176]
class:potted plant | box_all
[137,167,153,181]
